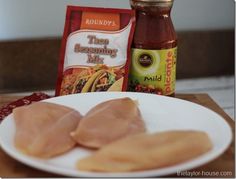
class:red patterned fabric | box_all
[0,92,51,121]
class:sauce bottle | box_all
[128,0,177,96]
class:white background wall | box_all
[0,0,234,40]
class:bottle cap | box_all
[130,0,173,7]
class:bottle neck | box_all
[132,3,177,49]
[132,4,172,17]
[131,1,173,14]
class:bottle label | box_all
[128,47,177,95]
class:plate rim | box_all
[0,92,233,177]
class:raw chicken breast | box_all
[71,97,146,148]
[14,102,82,158]
[77,130,213,172]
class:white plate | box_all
[0,92,232,177]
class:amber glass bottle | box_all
[128,0,177,96]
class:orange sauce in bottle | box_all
[129,0,177,96]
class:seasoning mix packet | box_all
[56,6,135,96]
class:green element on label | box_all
[128,47,177,95]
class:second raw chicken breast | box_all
[71,98,146,148]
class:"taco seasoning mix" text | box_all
[56,6,135,96]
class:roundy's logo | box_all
[138,53,153,67]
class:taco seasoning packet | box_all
[56,6,135,96]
